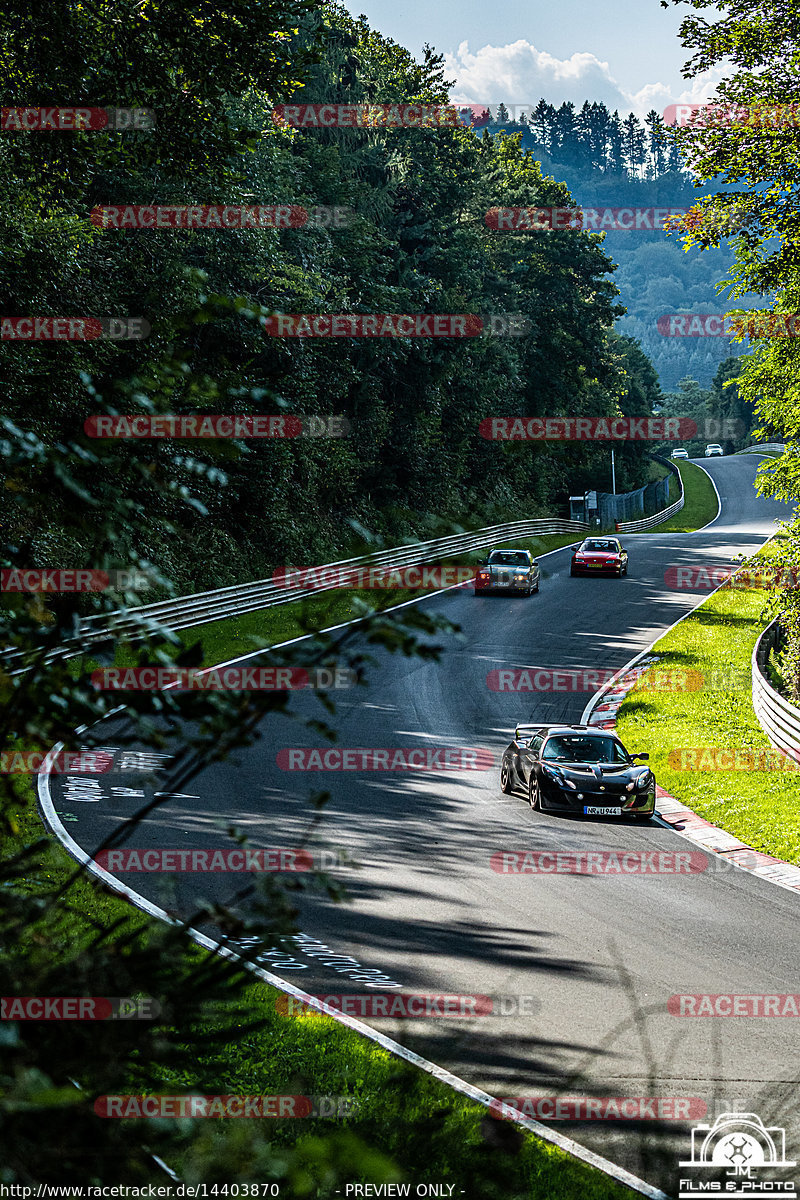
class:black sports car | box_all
[474,548,540,596]
[570,538,628,577]
[499,724,655,819]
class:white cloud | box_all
[445,40,728,120]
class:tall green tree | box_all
[662,0,800,678]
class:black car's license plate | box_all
[584,805,622,815]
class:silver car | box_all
[474,548,540,596]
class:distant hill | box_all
[461,101,760,389]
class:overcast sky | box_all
[341,0,728,119]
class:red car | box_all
[570,537,628,577]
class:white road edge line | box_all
[40,511,736,1200]
[36,765,666,1199]
[41,704,666,1200]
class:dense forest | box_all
[464,100,759,389]
[1,5,677,598]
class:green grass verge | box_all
[615,534,800,865]
[5,797,631,1199]
[646,461,719,533]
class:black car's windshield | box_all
[582,540,618,553]
[490,551,528,566]
[541,735,627,764]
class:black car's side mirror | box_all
[477,558,487,566]
[631,752,649,760]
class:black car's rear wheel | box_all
[500,761,514,794]
[528,776,542,811]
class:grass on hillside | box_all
[648,460,719,533]
[615,534,800,865]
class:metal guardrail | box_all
[615,457,684,533]
[752,620,800,760]
[736,442,787,455]
[9,460,696,668]
[32,517,590,662]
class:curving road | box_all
[45,456,800,1195]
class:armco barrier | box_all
[736,442,787,454]
[13,518,589,666]
[616,456,684,533]
[10,468,692,667]
[752,620,800,759]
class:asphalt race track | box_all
[45,455,800,1194]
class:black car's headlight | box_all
[625,771,651,792]
[542,765,576,789]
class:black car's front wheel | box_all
[528,776,542,811]
[500,760,514,794]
